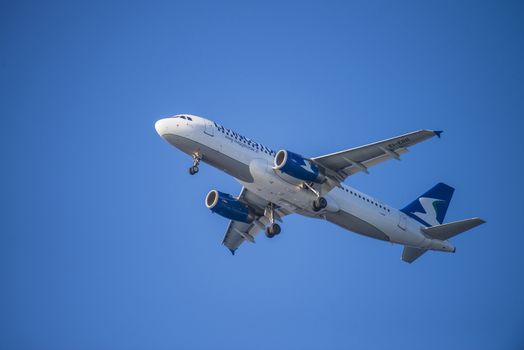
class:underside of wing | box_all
[222,220,258,254]
[312,129,442,191]
[221,187,290,254]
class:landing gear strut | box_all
[302,182,327,212]
[265,203,282,238]
[189,153,201,175]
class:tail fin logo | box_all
[412,197,445,227]
[401,183,454,227]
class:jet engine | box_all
[273,150,325,183]
[205,190,255,223]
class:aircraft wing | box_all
[312,129,442,192]
[222,187,290,254]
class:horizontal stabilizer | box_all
[402,246,427,263]
[422,218,486,241]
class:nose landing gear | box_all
[189,153,201,175]
[189,166,199,175]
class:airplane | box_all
[154,114,485,263]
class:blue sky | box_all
[1,1,523,349]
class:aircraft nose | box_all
[155,118,169,137]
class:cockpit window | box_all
[173,115,193,121]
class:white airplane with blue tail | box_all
[155,114,485,263]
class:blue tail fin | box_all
[401,183,455,227]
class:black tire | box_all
[313,197,327,211]
[317,197,327,208]
[265,228,275,238]
[189,166,199,175]
[271,223,281,235]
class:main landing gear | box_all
[302,182,328,212]
[312,196,328,212]
[265,223,281,238]
[189,153,201,175]
[265,203,282,238]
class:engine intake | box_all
[274,150,324,183]
[205,190,255,223]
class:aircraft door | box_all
[398,213,407,230]
[204,121,214,136]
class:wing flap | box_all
[336,148,409,177]
[312,130,439,183]
[222,220,253,253]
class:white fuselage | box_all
[155,114,455,252]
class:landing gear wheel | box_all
[313,197,328,212]
[189,166,199,175]
[189,153,201,175]
[265,223,281,238]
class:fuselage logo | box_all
[300,160,314,173]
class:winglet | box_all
[434,130,443,138]
[229,249,236,256]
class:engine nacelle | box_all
[205,190,255,223]
[273,150,325,183]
